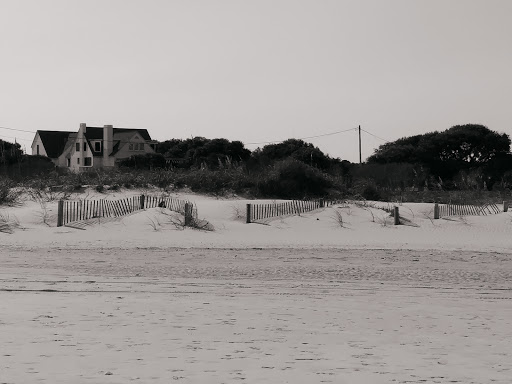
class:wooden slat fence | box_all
[437,203,501,218]
[58,195,195,226]
[246,199,340,223]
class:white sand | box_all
[1,191,512,252]
[1,191,511,383]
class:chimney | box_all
[78,123,86,167]
[103,124,113,166]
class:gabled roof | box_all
[114,128,152,141]
[62,133,77,158]
[36,130,75,158]
[35,127,153,159]
[110,131,139,156]
[85,127,152,141]
[113,131,138,142]
[85,127,153,156]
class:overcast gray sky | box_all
[1,0,511,162]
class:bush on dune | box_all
[254,159,333,199]
[0,177,22,206]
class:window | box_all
[94,142,101,152]
[84,157,92,166]
[129,142,144,151]
[36,145,40,155]
[83,142,87,152]
[76,143,80,152]
[77,158,80,164]
[67,158,70,167]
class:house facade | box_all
[31,123,157,171]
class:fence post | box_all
[140,195,145,210]
[184,203,192,227]
[246,204,251,224]
[434,203,440,219]
[393,206,400,225]
[57,200,64,227]
[504,201,509,213]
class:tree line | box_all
[126,124,512,190]
[2,123,511,199]
[365,124,512,191]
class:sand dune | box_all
[1,190,512,252]
[1,191,511,383]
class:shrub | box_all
[361,184,381,201]
[118,153,167,170]
[172,168,252,195]
[0,177,22,206]
[0,155,55,180]
[255,159,333,199]
[352,162,426,191]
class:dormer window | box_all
[76,143,80,152]
[94,141,101,152]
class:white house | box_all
[31,123,158,171]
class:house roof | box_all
[62,133,77,158]
[85,127,152,141]
[85,127,153,156]
[35,127,153,159]
[110,131,139,156]
[36,130,75,158]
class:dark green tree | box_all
[368,125,510,182]
[369,125,510,166]
[156,137,250,169]
[253,139,338,171]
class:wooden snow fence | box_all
[57,195,195,227]
[434,202,501,219]
[246,199,340,223]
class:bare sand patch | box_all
[1,248,511,383]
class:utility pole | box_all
[358,125,362,164]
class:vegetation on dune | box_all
[367,124,512,191]
[1,124,512,205]
[0,139,23,166]
[156,137,251,169]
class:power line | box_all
[0,126,35,134]
[1,124,377,158]
[361,128,389,143]
[245,127,357,145]
[2,124,389,144]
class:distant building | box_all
[31,123,158,171]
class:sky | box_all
[1,0,511,162]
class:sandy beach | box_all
[2,246,512,383]
[1,194,512,383]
